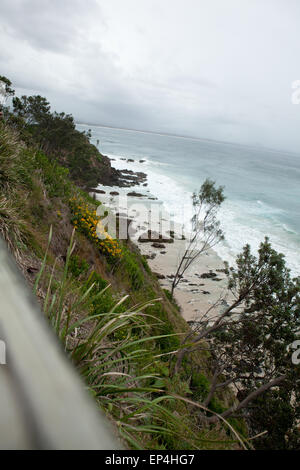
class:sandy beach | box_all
[138,237,229,323]
[91,162,231,324]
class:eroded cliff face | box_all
[90,152,122,187]
[60,143,123,189]
[87,152,148,189]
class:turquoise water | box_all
[77,124,300,275]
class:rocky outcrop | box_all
[152,242,166,249]
[88,154,148,189]
[153,272,166,279]
[91,153,123,187]
[200,271,218,279]
[138,230,174,244]
[127,191,145,197]
[119,170,147,187]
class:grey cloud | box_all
[0,0,300,152]
[0,0,104,53]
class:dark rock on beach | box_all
[200,271,217,279]
[154,272,166,279]
[152,242,166,249]
[127,191,145,197]
[138,230,174,244]
[145,253,156,260]
[89,188,106,194]
[119,170,147,187]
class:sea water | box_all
[77,124,300,276]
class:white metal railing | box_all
[0,238,120,450]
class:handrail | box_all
[0,238,120,450]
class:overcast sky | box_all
[1,0,300,152]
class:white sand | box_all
[137,232,230,323]
[92,183,232,324]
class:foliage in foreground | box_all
[0,119,247,449]
[34,229,248,450]
[174,238,300,448]
[2,74,299,448]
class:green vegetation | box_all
[3,82,117,189]
[173,239,300,448]
[1,75,299,449]
[0,115,245,449]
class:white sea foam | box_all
[108,154,193,224]
[81,123,300,278]
[216,201,300,276]
[106,155,300,277]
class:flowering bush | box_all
[69,197,122,260]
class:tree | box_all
[0,75,15,105]
[12,95,51,125]
[170,179,225,297]
[247,386,300,449]
[0,75,15,119]
[10,89,103,187]
[174,238,300,447]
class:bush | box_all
[146,302,180,354]
[0,123,24,190]
[69,197,122,260]
[34,151,71,198]
[82,271,118,315]
[69,255,90,278]
[121,249,144,290]
[190,372,210,401]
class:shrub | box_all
[69,197,122,260]
[0,123,24,190]
[34,151,71,198]
[146,302,180,354]
[190,372,210,401]
[69,255,90,278]
[121,249,144,290]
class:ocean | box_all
[77,124,300,276]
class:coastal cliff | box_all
[0,117,243,449]
[2,79,299,450]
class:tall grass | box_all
[32,229,251,450]
[0,124,28,259]
[0,123,24,191]
[0,195,27,260]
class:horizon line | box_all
[76,121,299,157]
